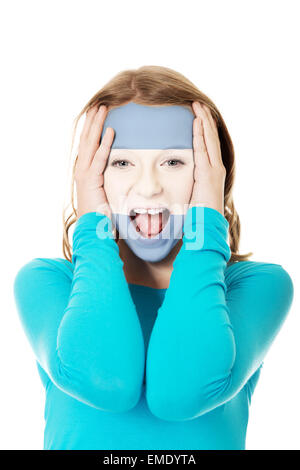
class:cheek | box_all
[165,168,194,200]
[185,170,195,196]
[103,171,132,203]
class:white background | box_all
[1,0,299,450]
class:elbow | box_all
[146,376,233,422]
[146,393,192,422]
[85,381,142,413]
[50,358,143,412]
[146,391,209,422]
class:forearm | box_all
[53,212,145,410]
[146,206,234,421]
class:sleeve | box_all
[13,212,145,412]
[145,206,294,421]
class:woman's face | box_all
[103,148,195,216]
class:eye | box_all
[163,158,184,167]
[110,157,185,169]
[111,159,131,169]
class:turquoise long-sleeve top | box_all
[13,206,294,450]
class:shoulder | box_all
[225,260,293,289]
[14,257,74,287]
[224,260,294,312]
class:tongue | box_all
[134,213,162,236]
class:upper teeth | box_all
[133,208,165,215]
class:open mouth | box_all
[129,209,170,238]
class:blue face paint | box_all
[100,101,195,262]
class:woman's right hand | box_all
[74,104,114,220]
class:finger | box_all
[80,104,99,141]
[76,105,100,171]
[202,104,219,136]
[193,117,211,168]
[88,104,108,142]
[201,105,224,167]
[90,127,115,176]
[201,116,223,168]
[193,102,222,168]
[83,105,110,167]
[192,101,218,138]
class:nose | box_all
[134,169,163,198]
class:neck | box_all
[117,238,183,289]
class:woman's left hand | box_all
[189,101,226,216]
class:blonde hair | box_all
[62,65,253,265]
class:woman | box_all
[13,65,294,450]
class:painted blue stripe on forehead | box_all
[100,101,194,149]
